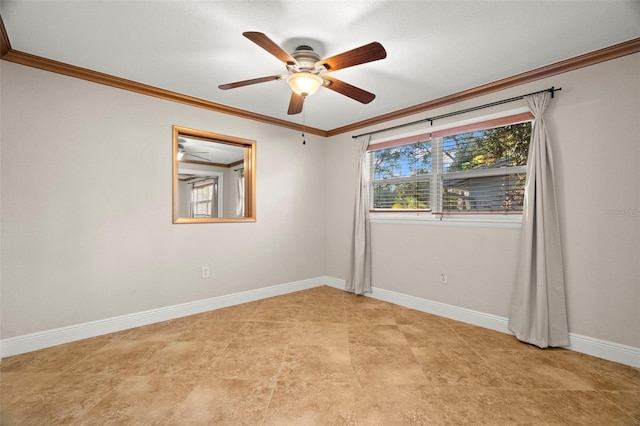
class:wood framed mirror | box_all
[172,125,256,223]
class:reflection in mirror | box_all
[172,126,256,223]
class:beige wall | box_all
[0,61,326,338]
[325,53,640,348]
[2,53,638,351]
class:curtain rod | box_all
[188,177,217,186]
[352,86,561,139]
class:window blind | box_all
[369,114,532,215]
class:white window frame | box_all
[368,107,531,228]
[191,178,217,218]
[181,169,224,218]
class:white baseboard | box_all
[327,278,640,368]
[3,276,638,368]
[0,277,324,359]
[566,333,640,369]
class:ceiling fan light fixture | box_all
[287,72,323,97]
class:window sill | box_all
[369,212,522,228]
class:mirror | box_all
[172,125,256,223]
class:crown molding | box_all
[1,8,637,139]
[0,49,328,137]
[327,37,640,137]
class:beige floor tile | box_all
[503,388,640,425]
[348,324,409,346]
[136,340,227,377]
[290,321,350,346]
[169,377,275,425]
[494,388,558,423]
[211,343,287,380]
[452,324,536,351]
[232,321,294,345]
[64,340,167,375]
[343,294,391,310]
[399,323,468,348]
[529,389,637,425]
[3,285,638,425]
[176,318,245,342]
[0,372,59,411]
[433,386,547,425]
[390,306,452,327]
[412,347,505,387]
[599,390,640,420]
[279,345,353,382]
[263,380,356,425]
[351,307,398,324]
[546,349,640,390]
[353,382,447,425]
[303,293,345,308]
[350,345,427,385]
[249,303,304,322]
[296,305,347,323]
[2,373,122,425]
[479,350,593,389]
[78,375,198,424]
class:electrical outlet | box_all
[439,273,448,284]
[201,266,210,279]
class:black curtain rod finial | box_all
[549,86,562,98]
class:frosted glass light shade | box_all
[287,72,323,97]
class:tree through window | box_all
[369,118,531,215]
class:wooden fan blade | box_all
[218,75,282,90]
[323,76,376,104]
[287,92,305,115]
[243,31,299,65]
[183,153,211,162]
[318,42,386,72]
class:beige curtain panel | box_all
[346,134,373,295]
[508,91,569,348]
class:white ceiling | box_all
[178,136,244,164]
[1,1,639,131]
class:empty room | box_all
[1,1,639,424]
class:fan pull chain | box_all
[302,110,307,145]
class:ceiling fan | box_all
[177,139,209,161]
[218,32,387,115]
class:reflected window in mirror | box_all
[172,126,256,223]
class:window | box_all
[369,116,532,218]
[371,141,433,210]
[190,178,218,218]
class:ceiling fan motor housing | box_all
[291,45,323,72]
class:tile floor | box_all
[1,285,639,425]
